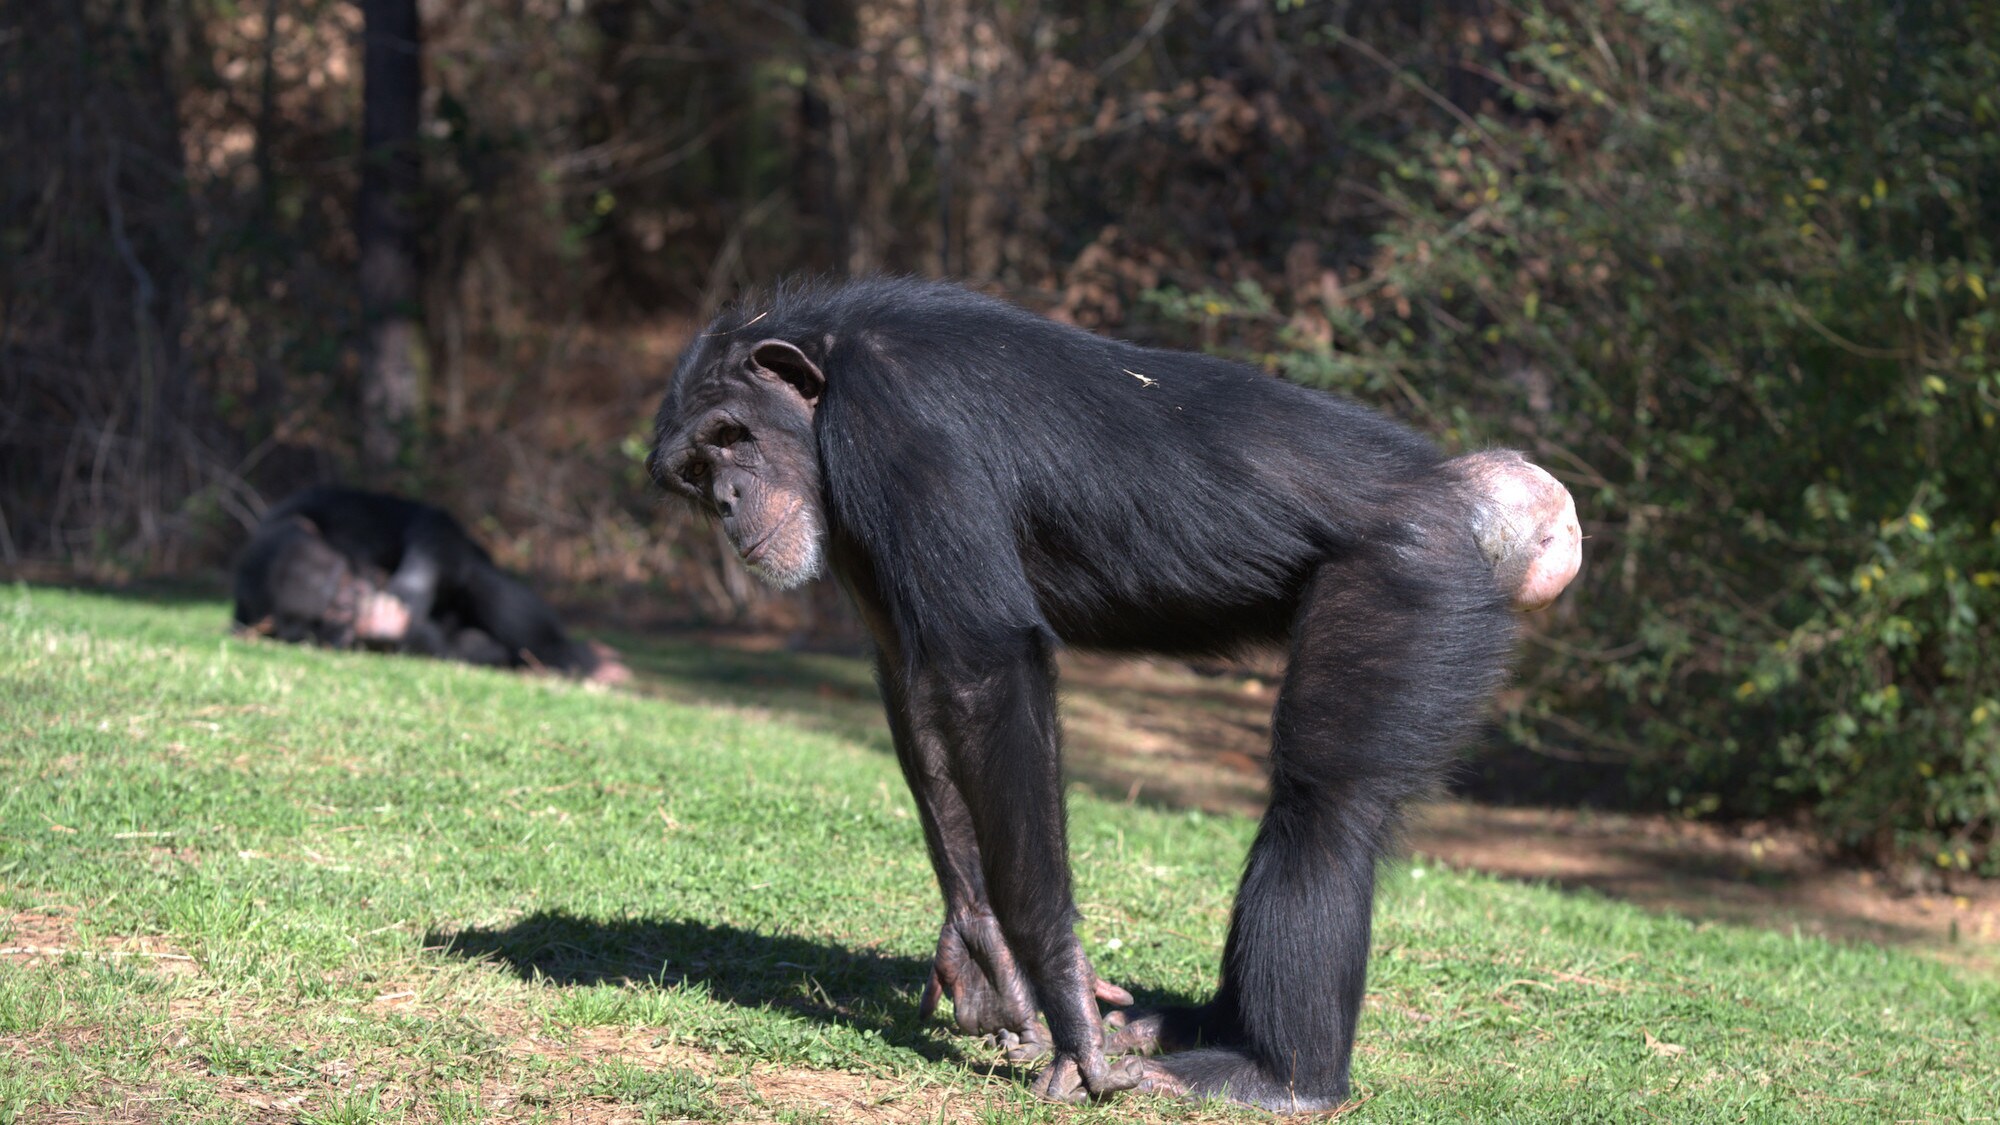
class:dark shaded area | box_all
[427,910,1198,1065]
[1448,744,1640,810]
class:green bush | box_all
[1157,0,2000,870]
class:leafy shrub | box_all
[1153,0,2000,870]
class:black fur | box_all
[652,278,1518,1109]
[232,487,603,676]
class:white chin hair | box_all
[745,539,823,591]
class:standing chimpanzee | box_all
[232,487,629,683]
[647,278,1580,1111]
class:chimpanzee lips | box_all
[737,497,804,565]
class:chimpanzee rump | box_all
[232,488,616,678]
[648,277,1580,1110]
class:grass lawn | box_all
[2,584,1994,1123]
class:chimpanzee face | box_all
[650,337,828,590]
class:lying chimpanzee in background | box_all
[232,487,628,683]
[649,278,1580,1111]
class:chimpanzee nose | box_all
[715,482,739,518]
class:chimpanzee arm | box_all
[381,508,470,624]
[826,452,1139,1097]
[911,633,1144,1100]
[847,556,1128,1054]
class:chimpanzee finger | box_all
[994,1023,1052,1063]
[918,968,943,1022]
[1093,978,1134,1006]
[1028,1056,1088,1103]
[1102,1011,1170,1055]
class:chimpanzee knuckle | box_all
[1002,1025,1053,1062]
[1092,1055,1146,1094]
[1131,1059,1185,1096]
[1028,1058,1088,1103]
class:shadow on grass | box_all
[427,910,1201,1069]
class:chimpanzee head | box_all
[650,331,828,589]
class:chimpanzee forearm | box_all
[880,656,1043,1040]
[853,558,1046,1043]
[382,510,461,622]
[922,636,1142,1100]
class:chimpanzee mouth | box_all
[737,498,805,566]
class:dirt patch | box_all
[1,908,200,975]
[509,1027,978,1123]
[1412,803,2000,969]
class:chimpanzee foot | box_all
[586,641,633,685]
[1138,1048,1350,1113]
[1028,1050,1148,1103]
[1101,1004,1211,1056]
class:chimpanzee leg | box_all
[915,630,1145,1101]
[1142,518,1513,1110]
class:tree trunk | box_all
[357,0,424,474]
[799,0,853,273]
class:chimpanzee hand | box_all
[917,912,1132,1062]
[919,912,1039,1049]
[1028,1047,1150,1103]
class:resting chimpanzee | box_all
[232,487,628,682]
[647,278,1581,1110]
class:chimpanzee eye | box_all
[712,424,749,448]
[680,460,709,487]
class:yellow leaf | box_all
[1874,177,1888,199]
[1922,376,1948,395]
[1972,571,2000,587]
[1910,512,1931,531]
[1807,177,1828,191]
[1970,274,1988,301]
[1974,704,1992,724]
[1736,681,1757,700]
[1643,1029,1687,1058]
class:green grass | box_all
[1,584,1994,1123]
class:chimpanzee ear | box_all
[749,339,826,409]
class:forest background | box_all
[4,0,1997,873]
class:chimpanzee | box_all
[647,278,1581,1111]
[232,487,629,683]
